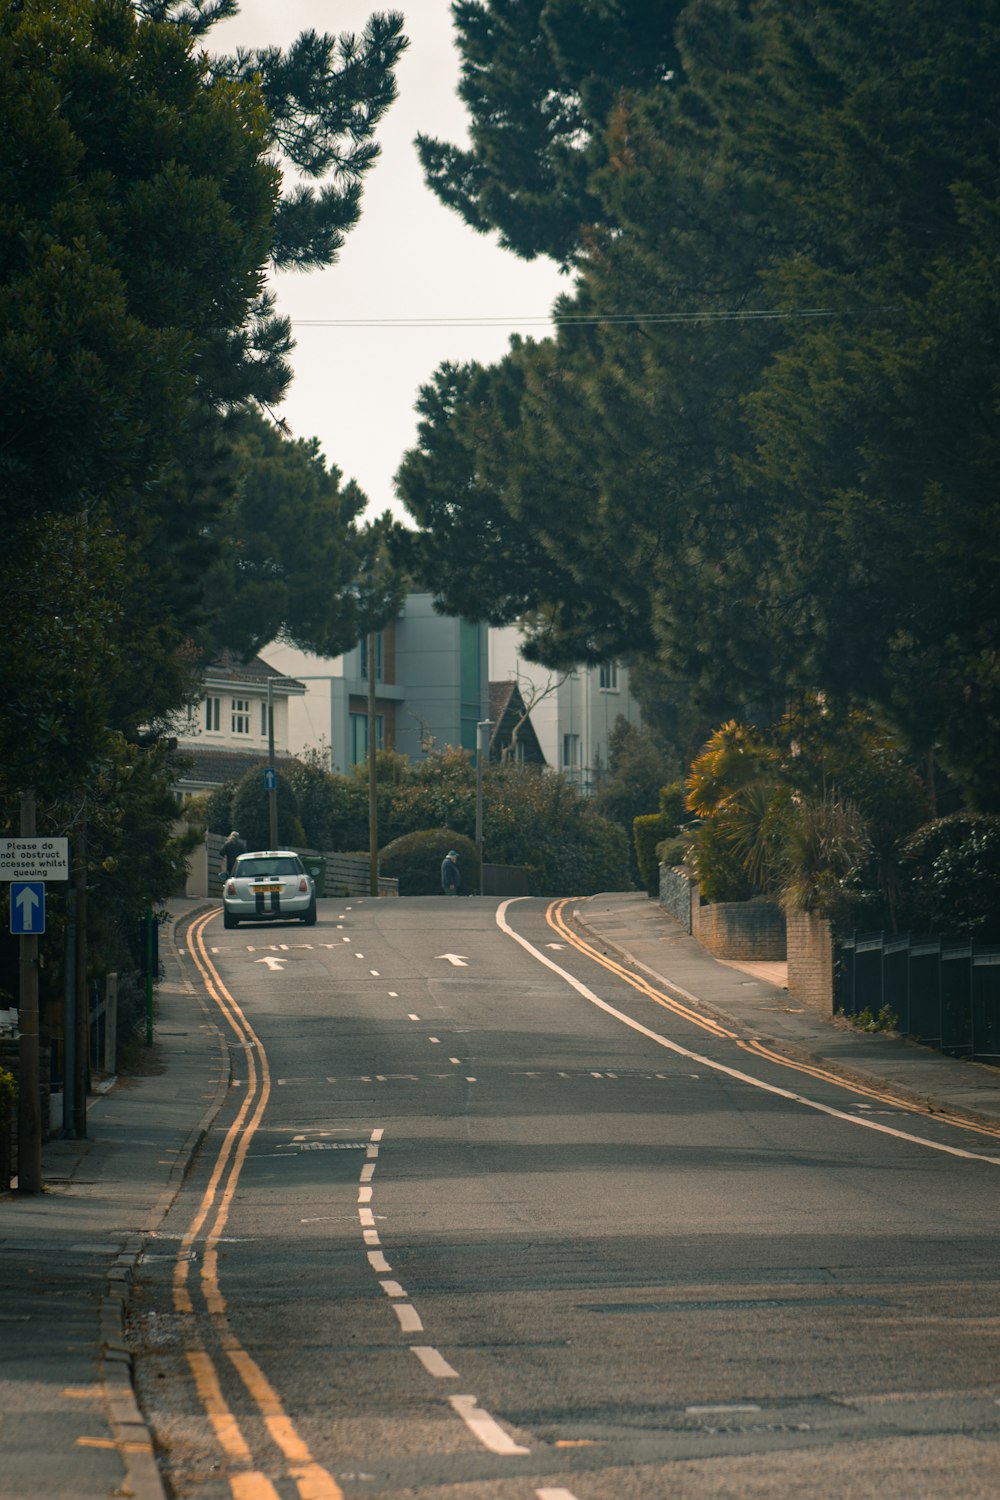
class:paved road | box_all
[130,897,1000,1500]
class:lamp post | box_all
[367,631,378,896]
[266,676,278,848]
[475,719,492,896]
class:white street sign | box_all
[0,837,69,881]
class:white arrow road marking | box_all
[448,1395,530,1456]
[254,956,287,971]
[437,953,469,967]
[546,942,565,950]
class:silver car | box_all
[222,850,317,929]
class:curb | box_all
[98,902,230,1500]
[570,907,1000,1140]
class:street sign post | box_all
[0,837,69,882]
[10,882,44,935]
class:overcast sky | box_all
[216,0,564,519]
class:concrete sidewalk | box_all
[0,899,224,1500]
[574,891,1000,1134]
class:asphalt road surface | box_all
[130,896,1000,1500]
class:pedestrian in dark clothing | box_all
[441,850,460,895]
[220,830,246,878]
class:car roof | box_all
[234,849,302,859]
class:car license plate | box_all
[252,883,282,893]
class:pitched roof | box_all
[174,746,301,793]
[488,680,546,766]
[202,650,305,693]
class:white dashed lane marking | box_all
[411,1346,459,1379]
[448,1395,530,1456]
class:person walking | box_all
[441,849,460,895]
[219,829,246,879]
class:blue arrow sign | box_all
[11,881,44,935]
[263,767,277,791]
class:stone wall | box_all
[694,895,787,961]
[659,865,694,933]
[786,909,835,1014]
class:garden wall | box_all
[658,866,786,960]
[786,909,835,1015]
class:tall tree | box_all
[400,0,1000,807]
[416,0,683,265]
[204,410,402,661]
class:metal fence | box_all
[839,932,1000,1062]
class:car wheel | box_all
[224,910,238,929]
[302,900,317,926]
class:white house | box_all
[488,626,645,793]
[173,650,305,796]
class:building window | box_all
[232,697,251,735]
[261,701,269,738]
[599,662,619,692]
[350,712,384,765]
[359,632,384,681]
[562,733,580,769]
[205,696,221,733]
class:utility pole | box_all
[267,676,278,848]
[16,791,41,1193]
[72,816,88,1140]
[476,720,493,897]
[367,631,378,896]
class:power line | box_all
[291,307,863,329]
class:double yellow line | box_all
[546,898,1000,1140]
[175,909,343,1500]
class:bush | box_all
[659,780,687,830]
[230,767,305,849]
[204,782,236,836]
[898,814,1000,941]
[379,830,480,895]
[689,815,754,903]
[657,833,692,869]
[634,813,669,895]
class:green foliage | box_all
[482,762,631,895]
[633,814,669,896]
[688,817,754,905]
[898,815,1000,943]
[202,410,404,660]
[659,781,687,831]
[379,830,479,896]
[0,0,410,1047]
[593,716,676,836]
[848,1006,899,1036]
[683,703,928,921]
[230,768,304,850]
[0,1065,14,1126]
[657,833,691,870]
[417,0,682,265]
[274,746,631,896]
[203,784,236,837]
[400,0,1000,808]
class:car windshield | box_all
[234,856,303,877]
